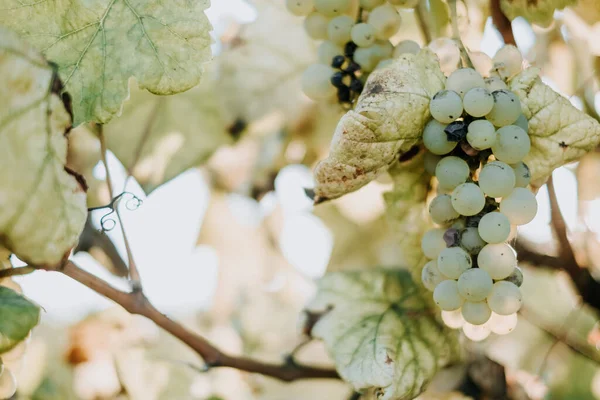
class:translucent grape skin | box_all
[327,16,354,45]
[492,45,523,79]
[442,309,465,329]
[421,228,448,259]
[486,90,521,127]
[463,87,494,117]
[478,161,516,198]
[469,51,493,77]
[286,0,314,16]
[458,267,493,301]
[429,194,460,225]
[0,368,17,399]
[491,125,530,164]
[478,211,511,244]
[423,120,456,155]
[421,259,447,291]
[367,4,402,40]
[393,40,420,57]
[500,187,538,225]
[514,114,529,133]
[428,38,461,75]
[304,12,330,40]
[351,23,376,47]
[487,281,523,315]
[488,312,518,335]
[435,156,470,190]
[424,151,442,175]
[434,280,464,311]
[462,301,492,325]
[353,47,378,72]
[460,227,486,255]
[359,0,384,10]
[466,120,496,150]
[485,76,508,92]
[314,0,351,16]
[430,90,463,124]
[301,64,336,100]
[451,183,486,216]
[437,246,472,279]
[318,41,344,65]
[511,162,531,187]
[445,68,486,97]
[477,243,516,279]
[462,322,491,341]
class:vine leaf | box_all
[0,286,40,353]
[0,27,87,266]
[306,269,459,400]
[0,0,212,125]
[500,0,575,27]
[313,50,445,203]
[510,67,600,187]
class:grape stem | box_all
[415,3,432,44]
[0,265,36,278]
[490,0,516,46]
[447,0,474,69]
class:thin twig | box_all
[0,266,36,279]
[448,0,474,69]
[547,176,578,267]
[490,0,516,46]
[415,3,432,44]
[535,307,581,376]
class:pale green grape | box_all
[359,0,384,10]
[511,162,531,188]
[488,312,518,335]
[393,40,420,57]
[457,268,493,302]
[314,0,351,16]
[492,45,523,79]
[421,228,447,259]
[301,64,336,100]
[485,76,508,92]
[304,12,330,40]
[286,0,315,15]
[445,68,486,97]
[505,266,523,287]
[442,309,465,329]
[428,38,460,75]
[317,41,344,64]
[437,247,472,279]
[387,0,420,7]
[478,211,511,243]
[462,322,491,341]
[327,15,354,45]
[367,4,402,40]
[499,187,537,225]
[451,183,486,216]
[478,161,515,198]
[491,125,530,164]
[463,87,494,117]
[0,368,16,399]
[435,156,469,190]
[466,120,496,150]
[461,301,492,325]
[460,227,486,255]
[421,259,446,291]
[486,90,521,126]
[430,90,463,123]
[477,243,516,279]
[351,23,376,47]
[424,151,442,175]
[423,120,456,155]
[372,40,393,59]
[487,281,522,315]
[434,280,464,311]
[429,194,460,225]
[514,114,529,133]
[469,51,493,77]
[353,47,378,72]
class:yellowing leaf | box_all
[510,67,600,187]
[0,0,212,125]
[313,50,445,202]
[500,0,575,27]
[307,269,459,400]
[0,27,87,266]
[0,287,40,353]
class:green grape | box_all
[511,162,531,187]
[460,227,486,255]
[353,47,378,72]
[445,68,486,97]
[451,183,486,216]
[466,120,496,150]
[359,0,384,10]
[486,90,521,127]
[469,51,493,77]
[0,368,16,399]
[463,87,494,117]
[499,187,537,225]
[434,280,464,311]
[424,151,442,175]
[351,23,376,47]
[478,211,511,244]
[505,266,523,287]
[485,76,508,92]
[462,322,491,341]
[372,40,393,59]
[461,301,492,325]
[488,312,518,335]
[421,259,446,291]
[437,246,472,279]
[492,45,523,79]
[423,120,456,155]
[421,228,448,259]
[393,40,420,57]
[367,4,402,40]
[301,64,336,100]
[514,114,529,133]
[387,0,420,7]
[327,16,354,45]
[317,41,344,64]
[435,156,469,190]
[430,90,463,123]
[491,125,530,164]
[428,38,460,75]
[442,309,465,329]
[478,243,516,279]
[478,161,515,198]
[458,268,493,302]
[429,194,460,225]
[286,0,315,16]
[314,0,351,16]
[487,281,522,315]
[304,12,330,40]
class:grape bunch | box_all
[286,0,422,104]
[420,46,534,341]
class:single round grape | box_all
[351,23,376,47]
[451,183,486,216]
[421,259,446,291]
[491,125,530,164]
[424,151,442,175]
[446,68,486,97]
[486,90,521,127]
[458,268,493,302]
[435,156,469,191]
[434,280,464,311]
[423,120,456,155]
[478,161,516,198]
[353,47,378,72]
[505,266,523,287]
[461,301,492,325]
[429,194,460,225]
[463,87,494,117]
[485,76,508,92]
[492,45,523,79]
[511,162,531,187]
[314,0,351,16]
[0,368,16,399]
[487,281,522,315]
[478,211,511,244]
[421,228,448,259]
[428,38,460,75]
[367,4,402,40]
[375,58,394,69]
[437,247,472,279]
[393,40,420,57]
[372,40,393,59]
[478,243,516,279]
[317,41,344,65]
[301,64,336,100]
[387,0,420,7]
[488,312,518,335]
[442,309,465,329]
[327,16,354,45]
[469,51,493,77]
[360,0,384,10]
[514,114,529,133]
[430,90,463,124]
[304,12,330,40]
[286,0,314,15]
[500,187,537,225]
[466,120,496,150]
[462,322,491,341]
[460,227,486,255]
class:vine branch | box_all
[0,265,36,279]
[490,0,516,46]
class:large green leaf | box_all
[0,27,87,266]
[500,0,575,27]
[307,269,459,400]
[0,0,212,125]
[0,287,40,353]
